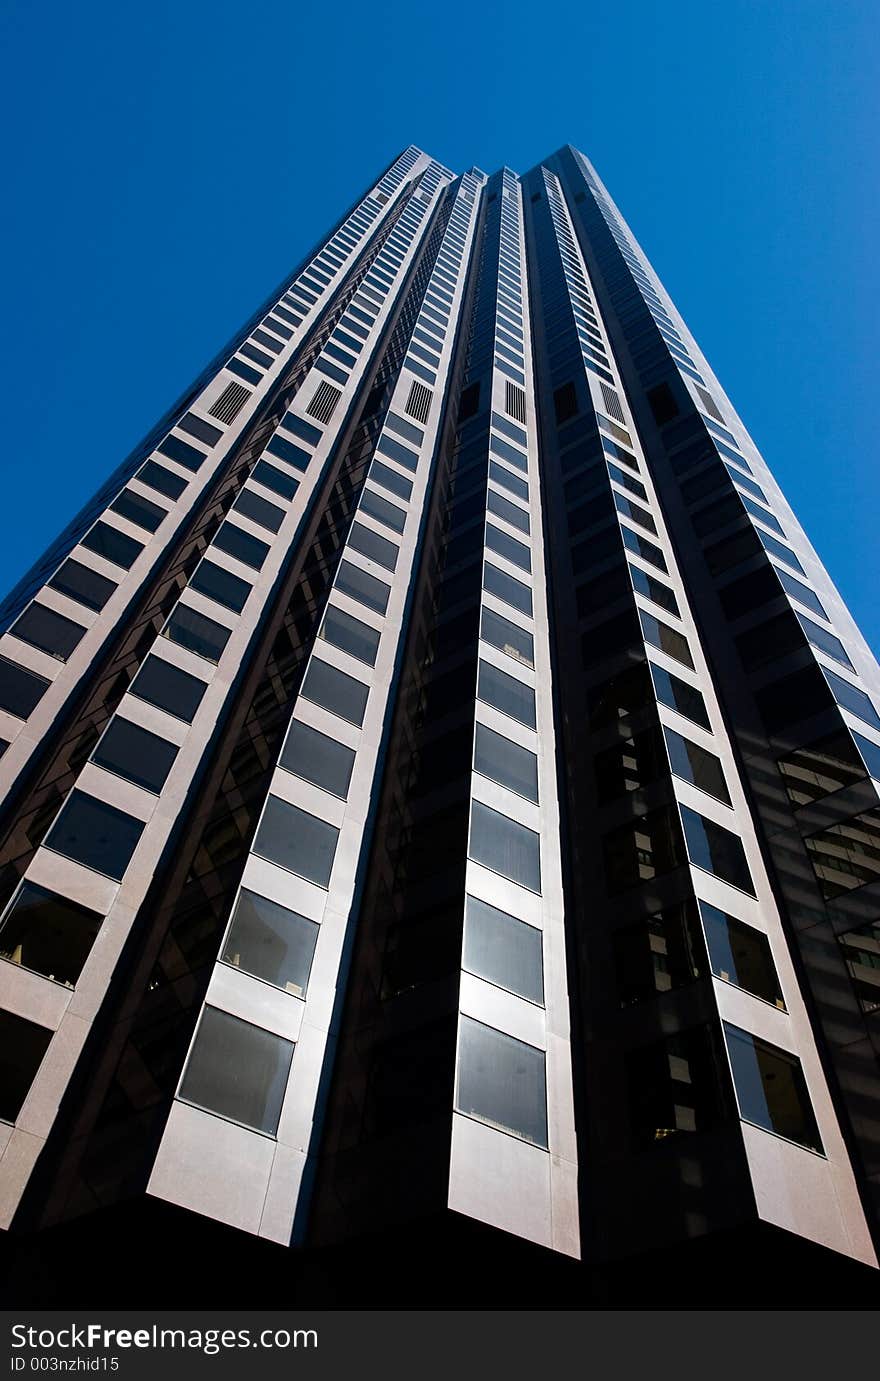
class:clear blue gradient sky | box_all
[2,1,878,648]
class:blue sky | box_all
[2,0,878,649]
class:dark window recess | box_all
[719,566,782,621]
[138,461,187,500]
[157,434,207,472]
[0,882,103,988]
[129,655,207,723]
[701,903,784,1007]
[553,382,579,424]
[646,383,680,426]
[189,559,252,614]
[91,717,178,793]
[588,661,653,729]
[613,902,705,1006]
[11,604,86,661]
[680,805,756,894]
[251,461,299,502]
[593,727,665,803]
[48,558,116,612]
[627,1027,724,1146]
[804,807,880,899]
[222,890,318,998]
[839,919,880,1015]
[335,560,390,615]
[777,731,866,807]
[736,612,805,672]
[179,1007,293,1136]
[724,1023,823,1153]
[233,488,285,534]
[301,657,369,727]
[163,604,231,663]
[280,719,355,799]
[81,522,144,570]
[602,806,685,894]
[45,790,145,881]
[0,1010,53,1122]
[212,522,270,571]
[109,489,166,533]
[664,728,731,803]
[253,796,339,888]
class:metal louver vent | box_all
[696,385,725,423]
[208,381,251,425]
[405,381,432,424]
[505,381,527,424]
[307,381,342,424]
[600,383,626,425]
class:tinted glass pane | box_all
[664,728,730,804]
[854,733,880,782]
[11,605,85,661]
[251,460,299,501]
[233,488,285,533]
[463,895,544,1003]
[480,606,534,669]
[485,523,531,573]
[138,460,188,500]
[0,659,50,719]
[681,805,755,894]
[157,435,206,471]
[179,1006,293,1135]
[369,460,412,501]
[109,489,166,532]
[268,435,311,471]
[212,522,269,571]
[280,719,355,798]
[178,411,223,447]
[252,795,339,887]
[629,564,679,615]
[839,919,880,1015]
[640,611,693,668]
[487,489,530,534]
[360,487,406,534]
[301,658,369,726]
[81,522,143,570]
[796,612,852,669]
[163,604,231,663]
[320,605,380,666]
[45,790,145,881]
[348,522,398,572]
[651,664,711,729]
[804,807,880,899]
[376,434,419,471]
[0,1010,52,1121]
[222,889,319,997]
[777,731,865,806]
[0,882,102,987]
[477,660,536,728]
[48,558,116,612]
[824,670,880,730]
[474,723,538,802]
[489,460,529,502]
[469,800,541,892]
[335,560,390,615]
[129,655,207,722]
[91,717,178,793]
[700,902,784,1007]
[723,1023,823,1153]
[189,559,252,614]
[457,1016,547,1147]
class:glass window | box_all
[376,433,419,471]
[129,655,207,723]
[483,561,532,616]
[138,460,187,500]
[796,612,853,669]
[233,488,285,534]
[48,558,116,612]
[301,658,369,727]
[480,606,534,668]
[456,1016,547,1147]
[613,902,703,1005]
[489,461,528,502]
[0,882,102,987]
[179,1006,293,1136]
[594,727,665,802]
[700,902,784,1007]
[267,435,311,471]
[348,521,398,572]
[485,523,531,573]
[640,610,693,668]
[776,568,828,620]
[157,434,206,471]
[320,605,380,667]
[626,1027,722,1146]
[189,559,252,614]
[622,526,667,571]
[45,790,145,881]
[109,489,166,532]
[91,717,178,793]
[80,521,143,570]
[251,460,299,502]
[474,723,538,802]
[723,1023,823,1153]
[369,460,412,502]
[602,806,684,893]
[222,889,319,997]
[838,919,880,1015]
[469,800,541,892]
[212,522,269,571]
[360,487,406,535]
[11,604,86,661]
[279,719,355,799]
[0,1010,53,1122]
[463,894,543,1003]
[477,659,536,728]
[824,670,880,731]
[335,560,390,615]
[854,732,880,782]
[487,489,530,534]
[664,728,730,803]
[162,604,231,663]
[252,795,339,887]
[680,805,756,894]
[804,807,880,899]
[777,731,865,807]
[629,564,679,615]
[650,663,711,729]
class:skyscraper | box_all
[0,144,877,1305]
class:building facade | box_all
[0,145,878,1305]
